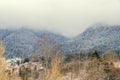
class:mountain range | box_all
[0,24,120,58]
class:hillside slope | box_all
[1,24,120,57]
[64,24,120,54]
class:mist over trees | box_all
[1,24,120,59]
[2,27,120,80]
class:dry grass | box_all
[0,43,21,80]
[0,43,7,80]
[46,54,64,80]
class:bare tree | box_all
[30,34,62,80]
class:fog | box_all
[0,0,120,37]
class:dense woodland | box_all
[1,25,120,80]
[1,40,120,80]
[1,25,120,58]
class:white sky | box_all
[0,0,120,37]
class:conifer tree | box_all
[91,50,100,59]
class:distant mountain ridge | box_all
[0,28,68,58]
[64,24,120,54]
[0,24,120,58]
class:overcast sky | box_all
[0,0,120,37]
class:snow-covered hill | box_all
[63,24,120,54]
[1,24,120,57]
[0,28,68,58]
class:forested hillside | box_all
[1,24,120,57]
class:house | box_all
[6,57,22,65]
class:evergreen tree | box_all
[91,50,100,59]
